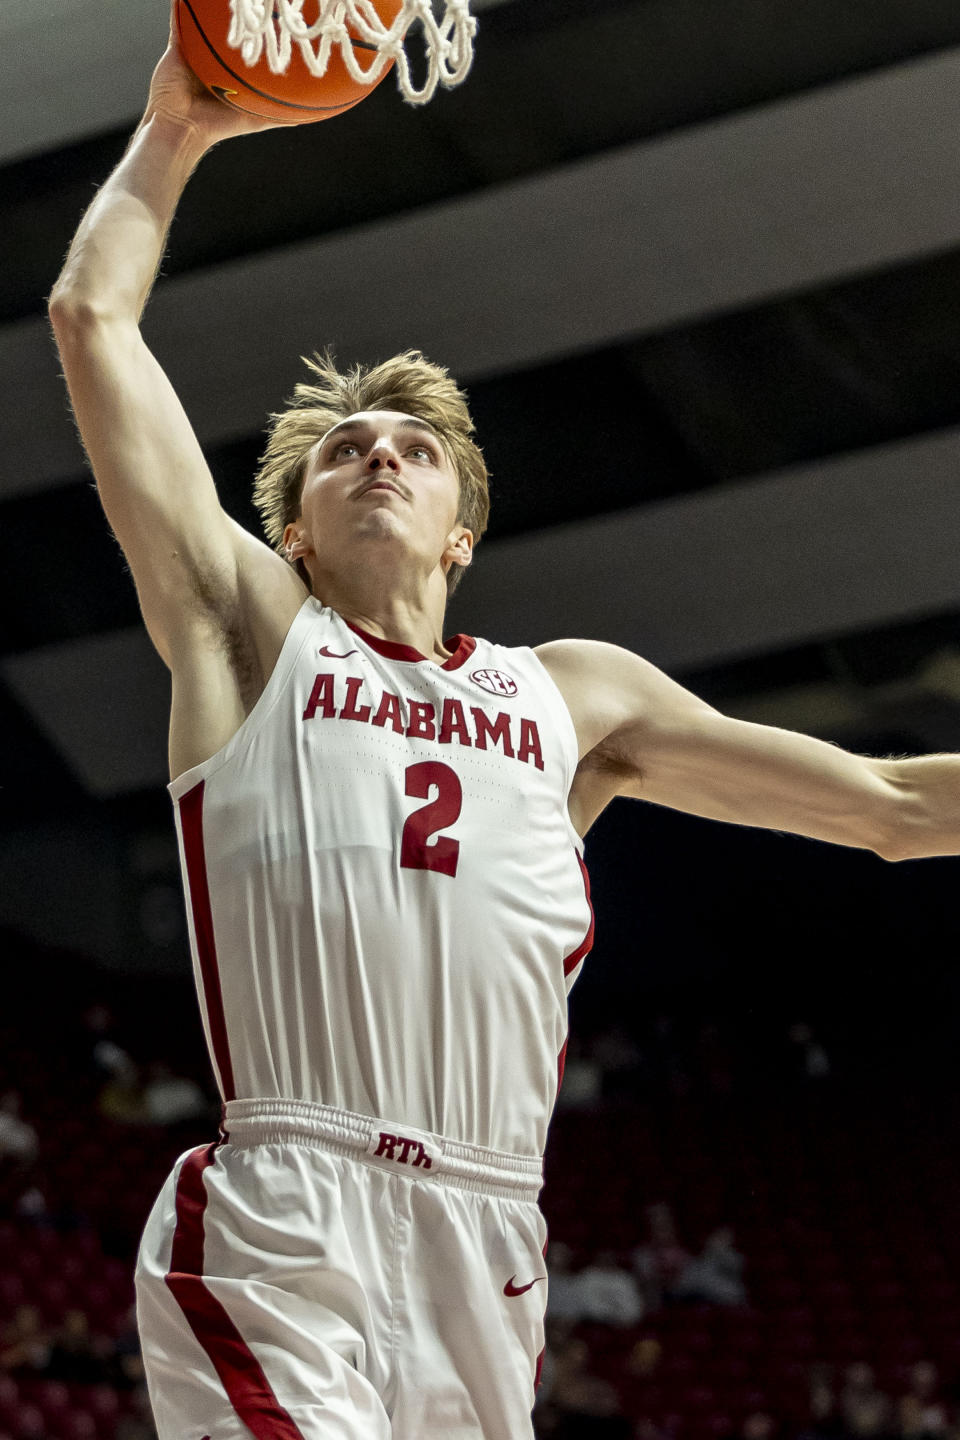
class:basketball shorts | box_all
[135,1098,548,1440]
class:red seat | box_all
[32,1381,70,1427]
[35,1279,68,1318]
[0,1274,24,1310]
[694,1417,733,1440]
[12,1404,45,1440]
[685,1386,717,1412]
[84,1388,119,1425]
[826,1331,870,1361]
[59,1413,98,1440]
[0,1378,19,1431]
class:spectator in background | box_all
[82,1003,124,1073]
[633,1202,690,1309]
[799,1367,846,1440]
[0,1307,50,1376]
[625,1336,662,1383]
[548,1336,630,1439]
[0,1092,39,1172]
[97,1056,147,1126]
[141,1063,208,1126]
[577,1251,645,1327]
[546,1242,589,1327]
[898,1363,947,1438]
[727,1414,780,1440]
[592,1026,643,1102]
[673,1226,747,1306]
[624,1335,663,1426]
[45,1310,112,1386]
[110,1307,146,1391]
[899,1396,946,1440]
[788,1022,832,1084]
[841,1363,892,1440]
[116,1383,158,1440]
[556,1037,603,1111]
[14,1185,49,1224]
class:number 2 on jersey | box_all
[400,761,462,878]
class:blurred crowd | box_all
[528,1015,959,1440]
[556,1015,833,1115]
[535,1225,960,1440]
[0,982,219,1440]
[0,1301,153,1440]
[1,965,956,1440]
[535,1198,749,1438]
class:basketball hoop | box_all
[227,0,477,105]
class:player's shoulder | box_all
[534,637,640,680]
[533,639,671,748]
[464,634,557,695]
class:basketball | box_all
[175,0,405,123]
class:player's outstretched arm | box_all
[538,639,960,862]
[48,6,303,671]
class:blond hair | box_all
[252,350,490,595]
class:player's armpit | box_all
[537,637,902,857]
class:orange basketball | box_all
[175,0,404,123]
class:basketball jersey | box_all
[168,598,594,1158]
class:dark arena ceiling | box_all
[2,0,959,1009]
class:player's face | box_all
[292,410,471,584]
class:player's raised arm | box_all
[538,639,960,862]
[47,8,303,673]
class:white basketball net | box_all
[227,0,477,106]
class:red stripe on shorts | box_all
[165,1145,306,1440]
[178,779,236,1101]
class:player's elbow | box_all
[48,286,134,345]
[870,779,924,863]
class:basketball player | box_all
[48,11,960,1440]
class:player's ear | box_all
[445,526,473,571]
[283,520,311,562]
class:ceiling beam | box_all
[7,46,960,500]
[6,424,960,796]
[0,0,515,167]
[454,426,960,670]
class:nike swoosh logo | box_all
[318,646,359,658]
[504,1275,546,1298]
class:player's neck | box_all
[312,567,453,663]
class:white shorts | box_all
[135,1099,548,1440]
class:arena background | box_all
[1,3,960,1438]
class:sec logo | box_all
[470,668,519,698]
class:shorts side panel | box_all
[165,1144,303,1440]
[390,1183,547,1439]
[136,1144,391,1440]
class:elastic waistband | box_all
[222,1098,543,1202]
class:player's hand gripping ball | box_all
[175,0,404,123]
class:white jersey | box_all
[168,598,593,1158]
